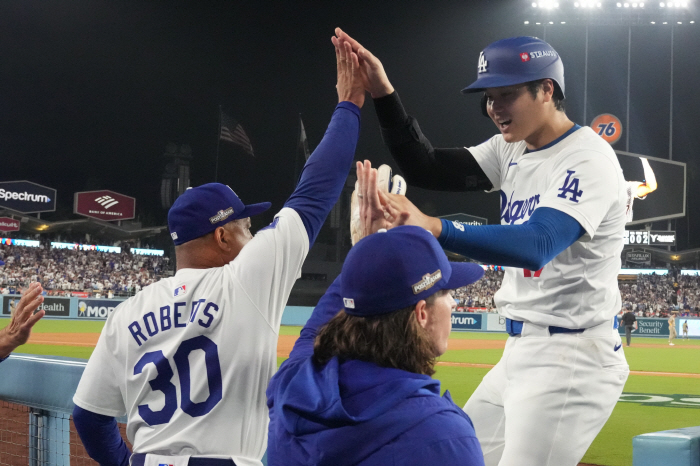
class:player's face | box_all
[423,291,456,356]
[485,83,544,143]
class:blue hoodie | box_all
[266,277,485,466]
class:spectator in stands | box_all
[0,240,170,298]
[0,282,45,361]
[621,309,637,347]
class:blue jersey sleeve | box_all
[284,102,361,246]
[438,207,585,270]
[287,275,343,361]
[72,405,131,466]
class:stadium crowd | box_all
[619,272,700,317]
[0,241,171,297]
[452,268,503,312]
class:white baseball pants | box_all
[464,321,629,466]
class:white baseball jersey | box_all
[469,126,627,329]
[73,207,308,466]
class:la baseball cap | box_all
[462,36,565,98]
[340,226,484,317]
[168,183,271,246]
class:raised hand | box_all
[379,192,443,239]
[0,282,45,359]
[332,35,365,108]
[335,28,394,98]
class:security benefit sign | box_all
[0,181,56,213]
[74,190,136,221]
[451,313,482,331]
[626,250,651,266]
[77,298,124,319]
[618,318,669,337]
[2,296,69,317]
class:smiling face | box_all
[484,83,545,144]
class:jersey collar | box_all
[524,124,581,154]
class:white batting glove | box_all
[351,164,406,245]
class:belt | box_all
[131,454,236,466]
[505,318,585,337]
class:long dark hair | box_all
[312,290,448,376]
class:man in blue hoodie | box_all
[266,164,486,466]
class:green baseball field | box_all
[3,318,698,466]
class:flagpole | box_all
[215,105,222,182]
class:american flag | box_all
[220,110,254,157]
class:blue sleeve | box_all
[72,405,130,466]
[284,102,361,247]
[438,207,585,271]
[287,275,343,361]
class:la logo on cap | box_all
[478,52,488,73]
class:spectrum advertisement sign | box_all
[77,298,125,319]
[74,190,136,221]
[451,313,483,330]
[0,181,56,213]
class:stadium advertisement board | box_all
[487,313,507,331]
[440,213,488,226]
[615,151,686,225]
[451,312,482,330]
[74,190,136,221]
[618,318,670,337]
[2,296,69,317]
[0,217,19,232]
[77,298,125,319]
[0,181,56,213]
[626,251,652,266]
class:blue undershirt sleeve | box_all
[72,405,130,466]
[287,275,343,361]
[438,207,586,270]
[284,102,360,247]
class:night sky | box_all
[1,1,698,248]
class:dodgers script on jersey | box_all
[469,127,626,329]
[73,207,308,466]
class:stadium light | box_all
[651,20,656,23]
[561,20,566,23]
[691,20,696,23]
[532,2,537,6]
[598,1,602,5]
[660,2,665,6]
[524,20,530,23]
[663,20,668,23]
[678,20,683,23]
[575,1,579,5]
[549,20,554,23]
[624,2,629,6]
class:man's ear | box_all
[541,79,555,103]
[213,226,231,252]
[414,300,429,329]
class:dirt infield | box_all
[27,333,99,347]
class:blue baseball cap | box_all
[167,183,271,246]
[462,36,565,98]
[340,226,484,317]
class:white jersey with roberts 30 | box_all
[73,207,307,466]
[469,126,627,330]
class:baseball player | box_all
[72,39,365,466]
[335,29,629,466]
[266,161,485,466]
[0,282,45,361]
[625,157,657,223]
